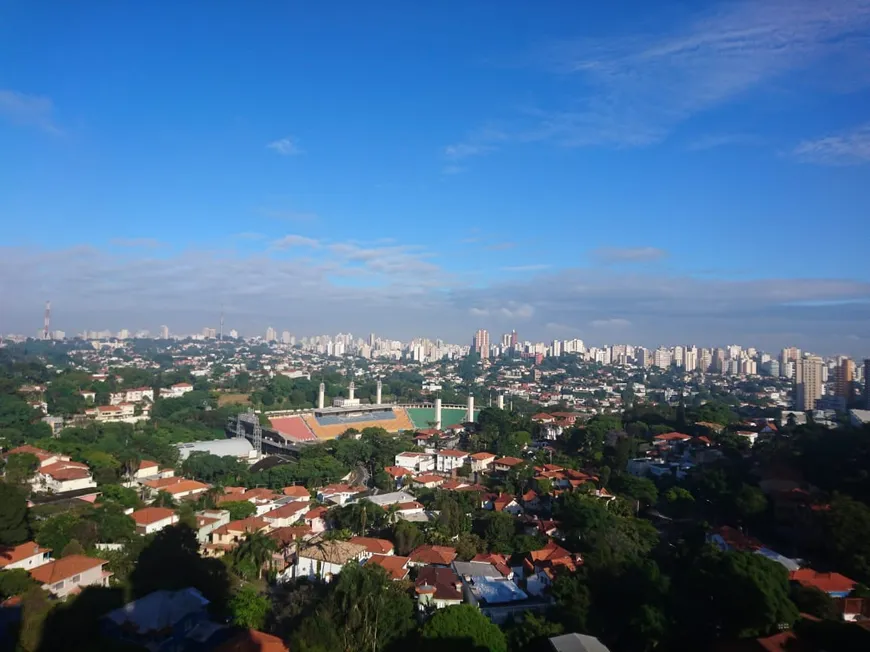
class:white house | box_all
[394,452,435,473]
[195,509,231,543]
[0,542,52,571]
[435,449,469,473]
[110,387,154,405]
[261,502,310,528]
[130,507,179,535]
[29,555,111,599]
[469,452,496,473]
[161,383,194,399]
[35,461,97,494]
[294,540,367,582]
[303,506,328,534]
[316,484,364,506]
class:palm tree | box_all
[234,531,277,580]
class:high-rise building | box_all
[653,347,671,369]
[265,327,277,342]
[160,325,170,339]
[551,340,563,357]
[700,348,712,372]
[836,358,855,400]
[795,355,823,411]
[473,329,490,359]
[229,329,239,339]
[501,333,512,347]
[781,347,801,367]
[673,346,684,368]
[510,330,518,348]
[281,330,292,345]
[118,329,130,340]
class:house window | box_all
[53,581,64,591]
[71,574,81,583]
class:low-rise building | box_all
[415,565,463,611]
[436,449,469,473]
[469,452,496,473]
[0,542,52,572]
[29,555,111,599]
[294,540,367,582]
[130,507,179,535]
[394,452,435,473]
[366,554,410,581]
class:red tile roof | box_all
[789,569,856,594]
[384,466,410,478]
[415,566,462,600]
[413,474,444,485]
[366,554,410,580]
[437,449,468,458]
[212,629,289,652]
[494,456,524,467]
[409,545,457,565]
[29,555,106,585]
[262,503,309,521]
[469,452,496,460]
[282,485,310,499]
[0,542,51,568]
[348,537,394,555]
[40,462,92,481]
[653,432,692,441]
[130,507,176,526]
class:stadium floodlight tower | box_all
[376,380,383,405]
[348,381,355,401]
[434,397,442,430]
[497,394,505,410]
[466,395,475,423]
[318,382,325,410]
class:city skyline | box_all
[2,2,869,354]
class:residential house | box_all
[205,517,270,556]
[294,540,367,582]
[261,502,310,528]
[130,507,179,535]
[359,491,417,508]
[348,537,394,558]
[101,587,211,650]
[708,526,800,572]
[394,452,435,473]
[29,555,111,599]
[303,506,329,534]
[408,545,457,567]
[161,383,194,399]
[0,542,52,571]
[470,553,513,578]
[316,483,365,506]
[366,554,410,581]
[521,490,542,511]
[194,509,230,543]
[435,449,469,474]
[457,572,537,625]
[383,466,410,489]
[109,387,154,405]
[482,493,523,516]
[494,457,524,473]
[415,566,463,611]
[469,452,496,473]
[789,569,856,598]
[281,485,311,501]
[143,476,210,501]
[652,432,692,450]
[218,487,281,515]
[35,460,97,494]
[393,501,427,521]
[523,541,581,596]
[412,474,444,489]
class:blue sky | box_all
[2,0,869,354]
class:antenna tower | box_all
[252,419,263,455]
[43,301,51,340]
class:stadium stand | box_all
[302,407,415,440]
[268,415,318,442]
[406,407,476,430]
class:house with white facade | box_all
[110,387,154,405]
[29,555,111,599]
[0,542,52,571]
[436,449,469,473]
[261,502,310,528]
[161,382,194,399]
[469,452,496,473]
[130,507,179,535]
[316,483,364,506]
[394,452,435,473]
[294,540,367,582]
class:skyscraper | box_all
[265,327,277,342]
[473,329,490,359]
[160,325,170,339]
[836,358,855,401]
[795,356,823,411]
[510,330,518,348]
[282,330,292,345]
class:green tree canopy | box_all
[0,481,30,545]
[421,604,507,652]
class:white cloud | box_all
[501,264,551,272]
[792,122,870,165]
[110,238,162,248]
[450,0,870,152]
[0,89,62,134]
[592,247,668,263]
[266,137,303,155]
[590,318,631,328]
[271,234,321,248]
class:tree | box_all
[90,503,136,542]
[4,452,39,487]
[392,519,423,556]
[610,474,658,508]
[663,487,695,518]
[732,484,767,522]
[152,490,177,508]
[421,604,507,652]
[0,481,30,545]
[455,533,486,561]
[97,484,140,509]
[61,539,86,557]
[330,563,416,652]
[17,586,52,652]
[790,584,841,620]
[233,531,277,580]
[222,500,257,521]
[229,585,270,629]
[677,548,799,641]
[0,568,38,599]
[506,612,564,652]
[481,511,515,554]
[551,571,591,633]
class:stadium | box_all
[227,384,482,454]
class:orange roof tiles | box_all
[29,555,106,585]
[282,485,310,499]
[409,545,457,565]
[0,542,51,568]
[130,507,176,526]
[367,554,410,580]
[494,456,524,467]
[348,537,394,555]
[789,569,856,594]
